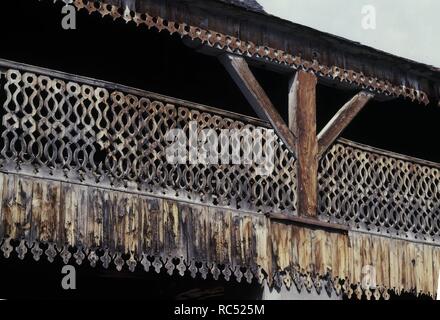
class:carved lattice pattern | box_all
[319,141,440,242]
[0,68,297,214]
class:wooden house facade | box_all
[0,0,440,299]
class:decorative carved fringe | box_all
[1,237,397,300]
[44,0,429,105]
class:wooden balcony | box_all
[0,59,439,299]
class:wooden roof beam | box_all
[317,92,374,158]
[219,53,298,157]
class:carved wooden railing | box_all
[1,59,440,297]
[0,59,297,216]
[319,139,440,244]
[1,59,439,246]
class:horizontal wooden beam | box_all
[267,212,350,233]
[318,92,374,158]
[219,53,297,157]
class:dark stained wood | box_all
[289,70,318,217]
[2,174,15,239]
[139,196,162,256]
[30,179,43,243]
[317,92,373,158]
[46,180,61,243]
[267,212,349,233]
[0,174,4,239]
[64,0,434,105]
[219,53,297,157]
[0,171,439,297]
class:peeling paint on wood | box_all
[0,171,439,298]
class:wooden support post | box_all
[317,92,374,158]
[219,53,297,157]
[289,70,318,217]
[220,54,371,219]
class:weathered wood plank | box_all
[114,192,138,255]
[74,185,89,249]
[116,192,130,253]
[271,221,291,272]
[59,183,71,246]
[401,241,415,294]
[125,193,139,256]
[317,92,373,158]
[219,53,297,157]
[242,214,257,267]
[370,236,380,288]
[193,204,210,266]
[288,224,299,269]
[414,242,425,295]
[0,173,5,239]
[360,234,373,289]
[88,188,105,250]
[332,232,348,279]
[163,199,180,258]
[230,212,243,270]
[389,239,401,293]
[2,174,16,239]
[351,233,362,286]
[211,208,232,266]
[15,176,33,241]
[46,180,61,243]
[289,70,318,217]
[30,179,61,243]
[139,196,162,256]
[310,229,325,275]
[408,242,417,293]
[423,244,434,295]
[433,246,440,298]
[375,236,390,290]
[60,183,88,247]
[178,203,194,264]
[30,179,43,242]
[3,171,440,298]
[298,227,312,274]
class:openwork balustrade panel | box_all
[319,141,440,242]
[0,67,297,214]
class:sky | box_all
[258,0,440,68]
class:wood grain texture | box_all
[219,53,297,157]
[0,174,4,239]
[318,92,373,158]
[289,70,318,217]
[0,171,439,298]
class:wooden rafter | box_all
[219,53,297,157]
[317,92,374,158]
